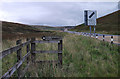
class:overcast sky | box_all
[0,2,119,26]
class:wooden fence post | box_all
[26,38,30,64]
[31,38,36,63]
[16,39,22,78]
[58,40,62,68]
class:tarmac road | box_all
[65,31,120,45]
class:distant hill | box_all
[58,26,75,29]
[31,25,64,31]
[71,10,119,35]
[31,25,75,31]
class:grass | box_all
[2,33,119,77]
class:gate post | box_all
[16,39,22,78]
[58,40,62,68]
[26,38,30,64]
[31,38,36,63]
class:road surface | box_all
[65,31,120,45]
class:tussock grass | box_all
[2,33,119,77]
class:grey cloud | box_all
[0,2,119,26]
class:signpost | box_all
[84,10,97,37]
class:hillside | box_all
[71,10,119,35]
[2,21,57,40]
[2,21,42,34]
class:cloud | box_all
[1,0,119,2]
[0,2,119,26]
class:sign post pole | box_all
[90,26,91,37]
[94,26,95,37]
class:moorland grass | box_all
[2,33,119,77]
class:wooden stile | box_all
[1,36,63,78]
